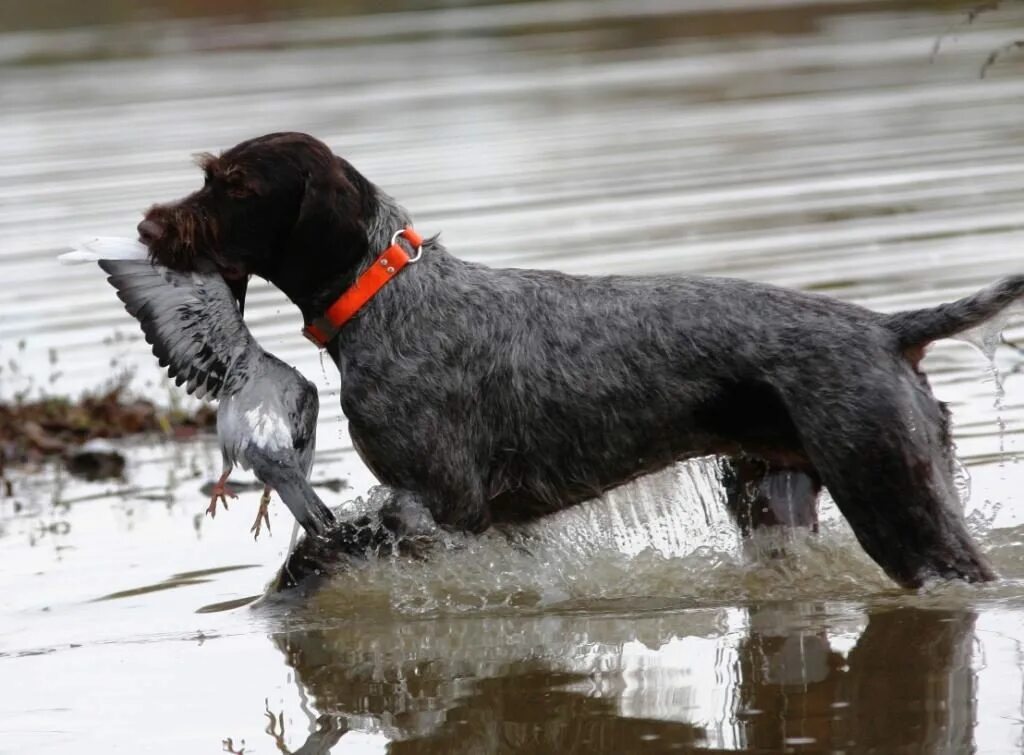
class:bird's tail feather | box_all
[250,448,336,537]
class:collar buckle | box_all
[393,228,424,263]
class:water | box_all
[3,1,1024,752]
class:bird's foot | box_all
[251,490,272,539]
[206,482,238,518]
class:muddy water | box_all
[3,1,1024,752]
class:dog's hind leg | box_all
[778,367,995,588]
[721,457,821,537]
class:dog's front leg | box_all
[272,488,445,591]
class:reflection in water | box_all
[93,564,260,601]
[736,606,975,753]
[3,0,1024,751]
[252,702,346,755]
[269,603,977,753]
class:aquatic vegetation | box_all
[0,381,216,468]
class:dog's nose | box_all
[137,219,164,245]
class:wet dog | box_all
[138,131,1022,588]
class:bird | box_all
[62,237,336,539]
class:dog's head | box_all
[138,132,377,315]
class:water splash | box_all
[954,283,1024,361]
[967,498,1004,539]
[524,459,737,559]
[953,456,973,510]
[955,301,1024,455]
[313,460,892,617]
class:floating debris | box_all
[64,439,126,481]
[0,383,216,469]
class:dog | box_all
[137,131,1022,588]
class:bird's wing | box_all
[286,374,319,476]
[99,258,254,401]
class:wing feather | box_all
[98,259,254,401]
[283,369,319,476]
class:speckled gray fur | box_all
[139,133,1024,588]
[321,187,1019,587]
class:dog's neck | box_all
[276,186,414,324]
[322,190,448,365]
[364,189,416,270]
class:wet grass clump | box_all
[0,382,216,469]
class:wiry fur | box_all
[139,132,1022,589]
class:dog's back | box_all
[133,132,1015,589]
[336,246,1010,585]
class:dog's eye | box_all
[203,174,212,188]
[223,172,259,199]
[227,183,254,199]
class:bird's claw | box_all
[206,482,238,519]
[250,491,272,540]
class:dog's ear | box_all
[277,156,376,314]
[289,166,344,251]
[287,157,370,265]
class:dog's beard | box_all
[144,207,220,272]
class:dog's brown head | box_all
[139,132,378,316]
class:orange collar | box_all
[302,228,424,348]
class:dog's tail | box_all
[882,275,1024,350]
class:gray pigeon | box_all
[95,255,336,539]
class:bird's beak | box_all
[227,274,249,316]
